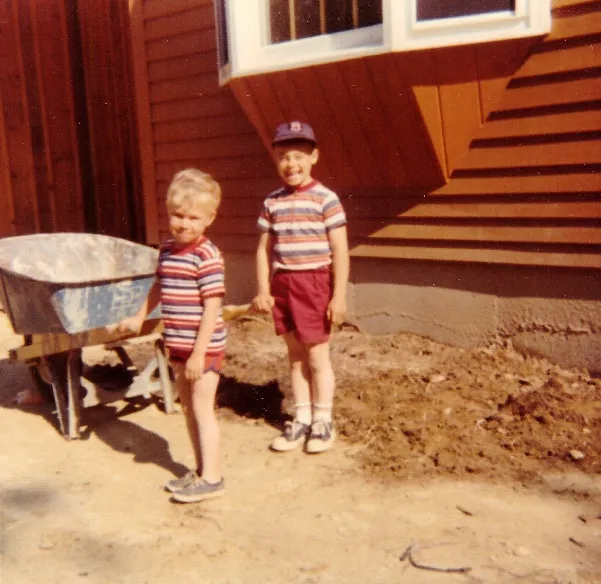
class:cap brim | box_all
[272,136,317,146]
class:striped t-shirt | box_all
[257,180,347,271]
[157,237,226,360]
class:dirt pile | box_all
[221,316,601,487]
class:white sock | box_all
[295,402,312,425]
[312,403,332,423]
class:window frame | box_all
[386,0,550,51]
[217,0,551,85]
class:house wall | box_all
[229,1,600,271]
[0,0,84,236]
[0,0,142,240]
[348,0,601,373]
[129,0,279,249]
[129,0,600,373]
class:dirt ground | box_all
[1,312,601,583]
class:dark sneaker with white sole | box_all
[270,419,311,452]
[306,420,335,453]
[164,470,198,493]
[171,477,225,503]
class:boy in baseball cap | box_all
[253,122,349,454]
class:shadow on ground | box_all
[1,358,288,477]
[80,401,189,478]
[217,376,286,429]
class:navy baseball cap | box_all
[272,121,317,146]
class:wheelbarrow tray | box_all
[0,233,159,335]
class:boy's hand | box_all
[106,315,144,335]
[185,351,205,381]
[252,293,275,313]
[327,295,347,326]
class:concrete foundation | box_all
[224,252,601,376]
[351,258,601,376]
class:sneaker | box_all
[164,470,198,493]
[270,419,311,452]
[306,420,335,454]
[171,477,225,503]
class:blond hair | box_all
[166,169,222,214]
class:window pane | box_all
[270,0,292,43]
[358,0,382,27]
[270,0,382,43]
[325,0,353,34]
[295,0,321,39]
[417,0,515,21]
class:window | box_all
[269,0,382,43]
[216,0,384,84]
[217,0,551,84]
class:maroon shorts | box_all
[170,353,225,374]
[271,267,332,344]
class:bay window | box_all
[214,0,551,84]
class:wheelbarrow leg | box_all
[154,338,175,414]
[47,349,83,440]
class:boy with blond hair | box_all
[118,168,226,502]
[253,122,349,454]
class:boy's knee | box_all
[307,344,331,371]
[287,346,306,363]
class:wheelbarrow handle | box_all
[222,303,251,321]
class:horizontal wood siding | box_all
[229,38,534,190]
[229,54,447,189]
[129,0,600,268]
[0,0,141,240]
[352,0,601,268]
[130,0,277,245]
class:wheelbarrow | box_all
[0,233,174,439]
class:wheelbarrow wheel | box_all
[46,350,85,439]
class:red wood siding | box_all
[228,40,534,190]
[77,0,143,240]
[227,0,600,269]
[0,0,141,240]
[129,0,277,246]
[355,0,600,269]
[0,0,72,236]
[129,0,600,269]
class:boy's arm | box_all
[327,225,349,325]
[253,231,275,312]
[186,295,222,380]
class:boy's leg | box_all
[270,332,312,451]
[284,332,313,424]
[172,361,202,472]
[307,341,334,416]
[190,370,221,483]
[171,369,224,503]
[306,341,336,453]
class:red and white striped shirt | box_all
[258,180,347,271]
[157,237,226,360]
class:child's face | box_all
[168,199,215,247]
[274,142,319,188]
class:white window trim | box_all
[385,0,551,51]
[219,0,551,85]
